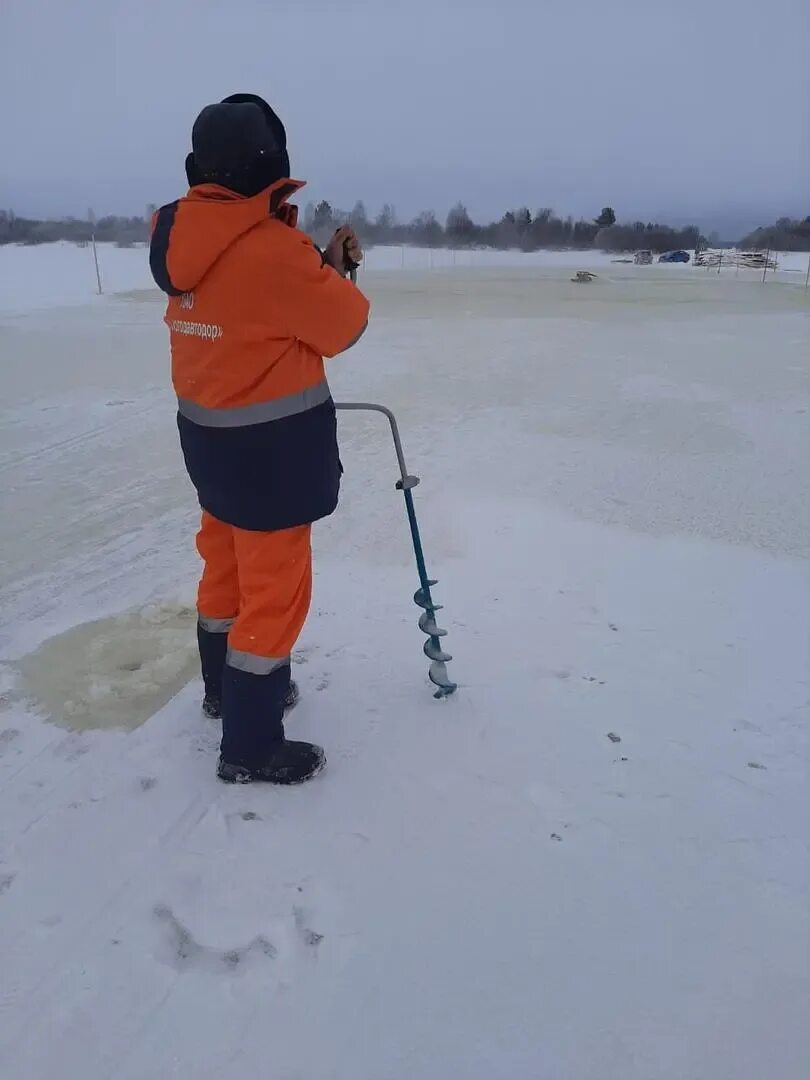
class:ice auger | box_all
[334,402,457,699]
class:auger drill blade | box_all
[414,582,439,609]
[429,661,457,698]
[416,577,456,693]
[418,611,447,637]
[424,639,453,663]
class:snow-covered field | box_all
[1,241,809,315]
[1,244,808,1079]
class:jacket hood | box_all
[149,177,304,296]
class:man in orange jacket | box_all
[150,93,369,784]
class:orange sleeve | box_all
[271,232,370,358]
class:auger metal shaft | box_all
[334,402,457,698]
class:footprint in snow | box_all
[224,810,265,833]
[52,733,90,761]
[0,728,21,755]
[153,904,277,975]
[293,905,324,949]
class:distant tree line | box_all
[739,216,810,252]
[0,209,151,247]
[304,201,700,254]
[4,203,806,254]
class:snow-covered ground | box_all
[1,245,808,1079]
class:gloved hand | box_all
[324,225,363,277]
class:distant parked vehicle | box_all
[659,250,690,263]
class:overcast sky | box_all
[1,0,808,236]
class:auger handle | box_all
[344,237,360,283]
[334,402,420,491]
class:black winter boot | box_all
[220,662,295,768]
[283,679,300,711]
[203,693,223,719]
[198,621,228,716]
[202,678,299,721]
[217,740,326,785]
[217,663,323,784]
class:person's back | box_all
[150,93,369,784]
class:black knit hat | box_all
[185,93,290,195]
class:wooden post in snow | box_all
[762,249,770,284]
[91,233,102,294]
